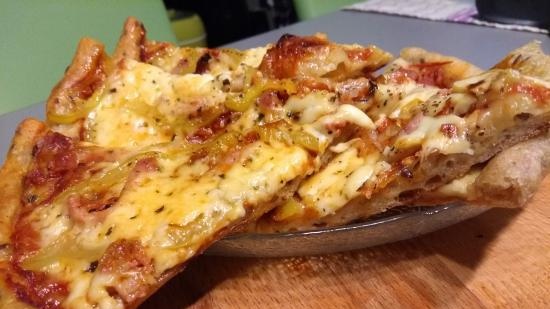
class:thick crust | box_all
[0,119,48,245]
[0,119,47,309]
[470,134,550,207]
[396,134,550,208]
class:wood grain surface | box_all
[141,177,550,309]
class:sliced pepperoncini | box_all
[21,151,163,270]
[272,197,306,221]
[225,79,297,112]
[257,121,321,152]
[47,89,104,124]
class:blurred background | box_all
[0,0,361,114]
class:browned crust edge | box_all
[0,118,48,309]
[399,134,550,208]
[112,17,146,64]
[45,37,107,121]
[400,46,483,80]
[0,119,48,245]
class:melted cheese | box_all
[284,91,336,124]
[86,60,226,147]
[241,47,268,68]
[371,82,439,120]
[297,148,380,216]
[301,104,375,151]
[395,114,473,155]
[436,170,481,199]
[23,141,312,308]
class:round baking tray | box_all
[207,204,489,257]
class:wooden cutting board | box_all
[141,177,550,309]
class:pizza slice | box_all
[2,16,548,308]
[253,42,550,231]
[401,42,550,209]
[46,18,392,148]
[0,18,392,308]
[0,118,317,308]
[412,133,550,208]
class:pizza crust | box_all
[0,119,48,245]
[493,41,550,82]
[45,37,108,133]
[471,134,550,207]
[112,17,145,63]
[0,118,47,309]
[400,46,483,81]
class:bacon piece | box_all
[186,112,236,144]
[6,266,68,309]
[215,149,243,173]
[336,77,376,102]
[243,131,260,144]
[440,123,458,138]
[410,61,451,88]
[436,98,454,116]
[297,78,331,92]
[346,48,374,61]
[194,52,212,74]
[171,58,192,75]
[98,239,155,305]
[508,82,550,105]
[67,194,118,224]
[259,34,327,79]
[23,133,120,208]
[133,157,159,174]
[376,117,391,134]
[387,69,413,85]
[403,114,423,134]
[389,61,451,88]
[257,90,286,111]
[11,219,41,263]
[23,132,78,205]
[125,157,160,189]
[34,133,77,176]
[325,121,348,135]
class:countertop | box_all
[1,9,549,309]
